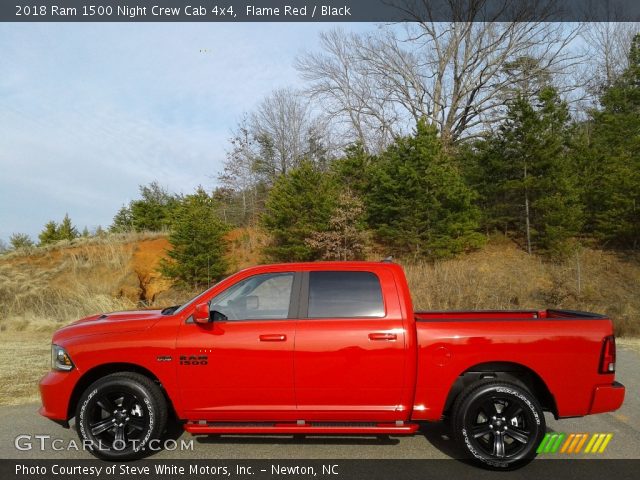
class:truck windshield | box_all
[170,276,230,315]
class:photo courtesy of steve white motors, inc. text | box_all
[14,463,339,477]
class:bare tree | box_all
[218,88,336,223]
[297,1,582,147]
[250,87,331,178]
[579,21,639,99]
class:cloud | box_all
[0,22,372,241]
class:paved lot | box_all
[1,348,638,460]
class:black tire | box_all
[451,380,545,470]
[75,372,167,460]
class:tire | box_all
[451,380,545,470]
[75,372,167,460]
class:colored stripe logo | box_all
[537,433,613,454]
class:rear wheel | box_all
[75,372,167,460]
[451,380,545,469]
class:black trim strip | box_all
[416,309,607,323]
[287,271,303,319]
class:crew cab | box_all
[39,261,625,468]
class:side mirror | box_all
[193,303,211,324]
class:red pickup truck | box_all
[40,261,625,468]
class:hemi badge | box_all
[156,355,172,362]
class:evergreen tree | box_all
[159,188,229,289]
[366,119,484,259]
[585,34,640,248]
[469,87,582,256]
[57,214,79,241]
[38,221,59,246]
[9,233,34,250]
[262,161,338,261]
[110,182,179,233]
[111,205,134,232]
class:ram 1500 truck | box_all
[40,261,625,468]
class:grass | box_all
[0,331,51,406]
[404,238,640,336]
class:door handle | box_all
[259,334,287,342]
[368,333,397,341]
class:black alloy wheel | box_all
[452,380,545,469]
[75,372,167,460]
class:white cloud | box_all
[0,22,374,240]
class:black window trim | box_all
[297,270,387,320]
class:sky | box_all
[0,22,376,243]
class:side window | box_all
[308,271,385,318]
[210,272,294,320]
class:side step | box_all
[184,421,419,435]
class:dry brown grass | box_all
[0,232,169,333]
[404,237,640,336]
[0,331,51,405]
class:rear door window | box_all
[307,271,385,318]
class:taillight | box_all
[599,335,616,374]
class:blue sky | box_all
[0,23,376,242]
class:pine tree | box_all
[110,205,133,232]
[366,119,484,259]
[110,182,179,233]
[159,188,229,289]
[38,221,59,246]
[262,161,338,261]
[9,233,34,250]
[57,214,79,241]
[585,34,640,248]
[469,87,583,256]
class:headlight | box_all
[51,344,74,371]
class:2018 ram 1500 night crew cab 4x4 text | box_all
[40,261,625,468]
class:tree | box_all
[579,20,640,100]
[366,119,484,259]
[159,188,229,289]
[111,205,134,232]
[469,87,583,255]
[57,214,79,241]
[305,189,369,260]
[110,182,179,232]
[584,34,640,248]
[38,221,59,246]
[9,233,34,250]
[262,161,338,262]
[297,15,580,149]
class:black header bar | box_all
[3,0,640,22]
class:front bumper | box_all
[39,369,80,424]
[589,381,625,414]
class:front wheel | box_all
[451,380,545,469]
[75,372,167,460]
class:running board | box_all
[184,422,419,435]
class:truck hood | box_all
[52,309,165,343]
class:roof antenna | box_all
[381,256,394,263]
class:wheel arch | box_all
[67,363,178,420]
[443,361,557,419]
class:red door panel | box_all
[293,268,407,422]
[176,320,296,421]
[294,319,406,421]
